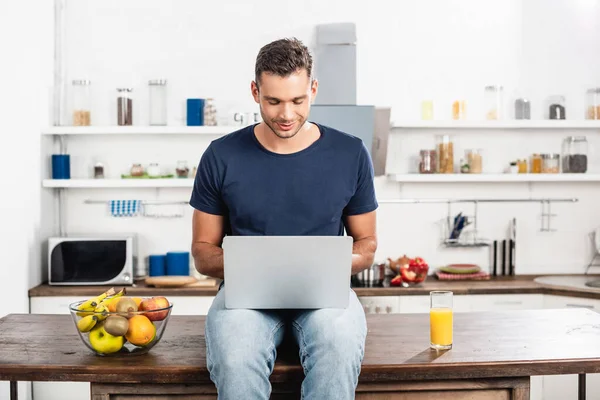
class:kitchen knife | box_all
[501,239,507,276]
[492,240,497,277]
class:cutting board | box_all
[145,276,217,288]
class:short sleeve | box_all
[343,142,379,216]
[189,145,228,215]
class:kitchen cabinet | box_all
[358,296,400,314]
[468,294,545,312]
[398,294,471,314]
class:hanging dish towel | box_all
[143,203,184,218]
[109,200,141,217]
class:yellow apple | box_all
[89,322,125,354]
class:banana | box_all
[76,287,116,317]
[77,315,98,332]
[94,303,110,321]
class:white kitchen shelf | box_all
[387,173,600,183]
[42,179,194,188]
[391,120,600,129]
[42,126,238,135]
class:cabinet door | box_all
[544,294,600,311]
[30,296,85,315]
[169,296,215,316]
[469,294,544,312]
[358,296,400,314]
[399,295,471,314]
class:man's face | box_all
[251,69,318,139]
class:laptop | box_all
[222,235,353,309]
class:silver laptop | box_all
[223,236,353,309]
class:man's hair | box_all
[254,38,313,87]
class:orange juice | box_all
[430,307,453,347]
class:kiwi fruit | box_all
[116,297,138,318]
[104,315,129,336]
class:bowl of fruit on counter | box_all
[389,256,429,287]
[69,287,173,356]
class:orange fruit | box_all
[132,297,143,309]
[125,315,156,346]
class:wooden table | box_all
[1,309,600,399]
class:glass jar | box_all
[148,80,167,126]
[517,159,527,173]
[147,162,161,178]
[93,162,104,179]
[541,154,560,173]
[71,80,91,126]
[586,88,600,120]
[514,98,530,120]
[562,136,588,173]
[203,98,218,126]
[547,95,566,120]
[530,154,542,173]
[451,100,466,120]
[484,85,503,120]
[117,88,133,126]
[176,160,189,178]
[421,100,434,120]
[464,149,482,174]
[419,149,436,174]
[436,135,454,173]
[130,163,144,177]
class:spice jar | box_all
[203,98,218,126]
[130,163,144,177]
[419,149,436,174]
[517,159,527,173]
[484,85,504,120]
[176,160,189,178]
[436,135,454,173]
[562,136,588,173]
[93,162,104,179]
[541,154,560,173]
[464,149,482,174]
[117,88,133,126]
[586,88,600,120]
[147,162,161,178]
[148,80,167,126]
[514,98,531,120]
[71,80,91,126]
[530,154,542,173]
[421,100,434,120]
[452,100,466,120]
[547,95,566,120]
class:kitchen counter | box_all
[28,274,600,299]
[1,309,599,399]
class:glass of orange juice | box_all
[430,291,453,350]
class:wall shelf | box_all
[391,120,600,130]
[387,173,600,183]
[42,179,194,188]
[42,126,238,135]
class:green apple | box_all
[89,322,125,354]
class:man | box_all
[190,37,378,400]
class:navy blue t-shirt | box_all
[189,122,378,236]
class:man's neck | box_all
[254,122,320,154]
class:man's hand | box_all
[191,209,226,279]
[344,210,377,275]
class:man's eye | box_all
[293,100,303,105]
[268,101,279,105]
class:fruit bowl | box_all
[68,289,173,356]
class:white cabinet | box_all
[398,294,472,314]
[169,296,215,315]
[358,296,400,314]
[469,294,545,312]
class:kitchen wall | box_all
[49,0,600,276]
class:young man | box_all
[190,37,378,400]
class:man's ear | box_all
[251,81,260,103]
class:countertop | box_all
[1,309,600,383]
[28,274,600,299]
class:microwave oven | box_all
[48,236,136,285]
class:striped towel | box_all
[109,200,141,217]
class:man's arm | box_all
[344,210,377,275]
[191,209,226,280]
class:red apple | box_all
[140,296,170,321]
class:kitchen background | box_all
[2,0,600,316]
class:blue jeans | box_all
[205,286,367,399]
